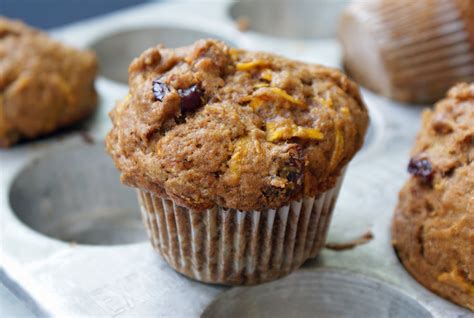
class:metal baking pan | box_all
[0,1,471,317]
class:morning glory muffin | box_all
[107,39,369,284]
[392,83,473,310]
[0,17,97,147]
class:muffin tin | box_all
[0,1,471,317]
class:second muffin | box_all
[107,39,368,284]
[393,83,474,310]
[0,17,98,147]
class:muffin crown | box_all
[411,82,474,183]
[107,39,368,211]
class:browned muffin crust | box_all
[107,39,368,211]
[0,17,98,147]
[393,83,474,311]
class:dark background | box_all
[1,0,154,29]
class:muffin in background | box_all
[0,17,98,147]
[106,39,369,285]
[338,0,474,104]
[392,83,474,311]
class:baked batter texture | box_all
[393,83,474,310]
[107,39,368,211]
[0,17,98,147]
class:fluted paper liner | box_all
[137,173,345,285]
[340,0,474,103]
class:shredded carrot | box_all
[236,60,270,71]
[266,119,324,142]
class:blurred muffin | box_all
[392,83,473,310]
[107,39,368,284]
[338,0,474,104]
[0,17,98,147]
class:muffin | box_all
[392,83,473,310]
[338,0,474,104]
[0,17,98,147]
[107,39,369,284]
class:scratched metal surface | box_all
[0,1,472,317]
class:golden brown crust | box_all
[392,83,474,311]
[106,39,368,211]
[0,17,98,147]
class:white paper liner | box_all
[137,173,345,285]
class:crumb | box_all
[80,130,94,144]
[69,241,77,247]
[325,231,373,251]
[235,16,250,32]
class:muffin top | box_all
[392,83,474,310]
[0,17,97,147]
[107,39,368,211]
[410,82,474,180]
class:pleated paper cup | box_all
[137,172,346,285]
[339,0,474,104]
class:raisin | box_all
[279,156,303,186]
[408,158,433,184]
[263,147,304,201]
[152,80,170,101]
[261,186,281,200]
[178,84,203,114]
[262,170,302,201]
[286,170,300,183]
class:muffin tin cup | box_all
[137,171,345,285]
[340,0,474,104]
